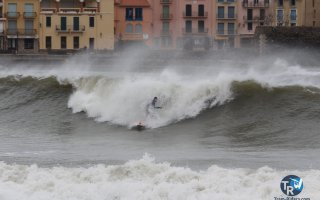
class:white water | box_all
[0,155,319,200]
[1,58,320,128]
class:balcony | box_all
[216,29,236,36]
[160,0,172,4]
[23,12,37,19]
[183,12,208,18]
[216,13,237,20]
[122,33,143,40]
[41,8,57,14]
[56,25,85,33]
[242,1,269,8]
[243,16,265,23]
[0,13,5,20]
[182,28,208,35]
[5,12,20,19]
[217,0,236,4]
[160,13,173,20]
[58,8,81,14]
[83,8,98,14]
[6,29,37,36]
[160,30,172,36]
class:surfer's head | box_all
[154,97,158,100]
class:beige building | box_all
[274,0,305,26]
[304,0,320,26]
[3,0,39,53]
[39,0,114,52]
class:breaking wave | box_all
[0,59,320,128]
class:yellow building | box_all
[304,0,320,27]
[39,0,114,52]
[3,0,39,53]
[274,0,305,26]
[213,0,239,49]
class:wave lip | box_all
[0,155,319,200]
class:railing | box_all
[242,1,270,8]
[217,0,236,3]
[160,30,172,36]
[216,29,236,36]
[182,28,208,35]
[243,16,265,22]
[183,12,208,18]
[5,12,20,18]
[125,16,143,21]
[160,13,173,20]
[56,25,85,33]
[41,8,57,14]
[122,33,143,40]
[83,8,98,13]
[59,8,81,14]
[6,29,37,35]
[216,13,237,19]
[23,12,37,18]
[160,0,172,4]
[0,13,4,19]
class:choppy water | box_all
[0,55,319,199]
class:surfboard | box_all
[132,122,146,131]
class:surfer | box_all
[151,97,162,109]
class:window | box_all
[228,23,235,35]
[198,5,204,17]
[61,17,67,31]
[186,20,192,33]
[218,7,224,18]
[73,17,79,31]
[260,9,265,20]
[218,23,224,35]
[61,36,66,49]
[126,8,133,21]
[290,10,297,21]
[254,0,259,5]
[278,0,283,7]
[247,9,253,20]
[135,8,143,21]
[162,6,170,18]
[291,23,296,26]
[8,3,17,18]
[24,39,34,49]
[24,3,34,17]
[186,4,192,16]
[198,20,204,32]
[162,22,170,33]
[46,16,51,27]
[291,0,296,6]
[89,17,94,27]
[135,24,142,33]
[73,36,79,49]
[125,23,133,33]
[46,36,51,49]
[8,20,17,34]
[89,38,94,49]
[228,6,235,18]
[248,22,253,30]
[277,9,284,21]
[25,20,33,34]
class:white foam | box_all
[0,155,319,200]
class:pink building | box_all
[237,0,274,47]
[152,0,213,50]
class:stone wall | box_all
[255,26,320,48]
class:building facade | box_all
[0,0,5,51]
[39,0,114,52]
[304,0,320,27]
[274,0,304,26]
[238,0,273,48]
[114,0,153,48]
[3,0,39,53]
[213,0,238,49]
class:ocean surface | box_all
[0,54,319,199]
